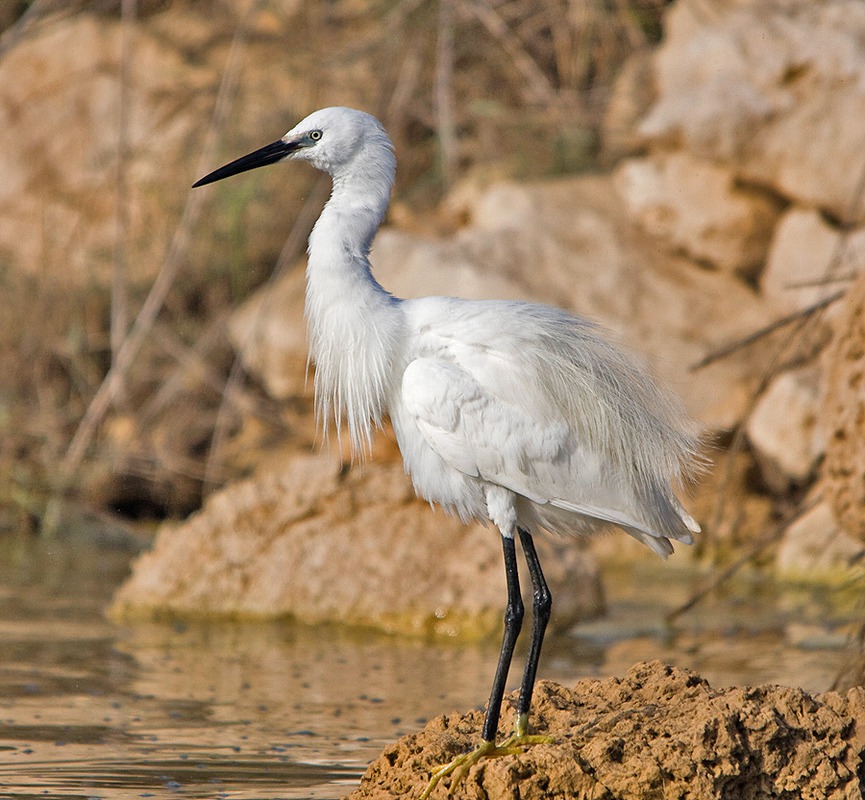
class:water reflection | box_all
[0,534,856,798]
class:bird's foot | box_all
[419,716,553,798]
[419,740,510,799]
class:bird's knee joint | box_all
[505,598,525,629]
[534,588,552,621]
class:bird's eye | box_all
[309,130,322,141]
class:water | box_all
[0,533,857,799]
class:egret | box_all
[193,107,701,796]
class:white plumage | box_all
[194,105,702,790]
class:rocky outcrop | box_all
[638,0,865,226]
[0,10,215,286]
[0,5,393,289]
[746,366,823,493]
[613,151,780,278]
[108,449,605,637]
[775,502,865,578]
[110,0,865,620]
[823,270,865,544]
[349,662,865,800]
[603,0,865,567]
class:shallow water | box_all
[0,533,857,799]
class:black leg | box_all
[481,534,524,743]
[419,531,549,800]
[515,528,552,724]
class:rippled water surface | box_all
[0,533,857,799]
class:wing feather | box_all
[398,297,701,555]
[402,356,675,540]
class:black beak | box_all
[192,138,302,188]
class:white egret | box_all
[193,107,702,796]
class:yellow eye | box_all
[309,130,322,141]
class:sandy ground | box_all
[347,661,865,800]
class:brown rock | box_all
[228,267,309,399]
[349,662,865,800]
[640,0,865,224]
[746,366,823,493]
[613,152,780,277]
[0,4,386,288]
[0,11,215,286]
[108,448,604,637]
[822,270,865,542]
[776,501,865,577]
[762,209,865,316]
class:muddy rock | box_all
[349,661,865,800]
[823,269,865,543]
[109,449,604,637]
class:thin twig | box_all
[148,321,235,403]
[111,0,137,405]
[690,290,845,372]
[384,31,423,134]
[460,0,557,106]
[139,316,227,423]
[0,0,78,57]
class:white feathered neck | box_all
[304,129,403,455]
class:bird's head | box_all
[193,106,395,188]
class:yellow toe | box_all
[420,728,554,798]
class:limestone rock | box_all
[639,0,865,224]
[776,501,865,578]
[746,367,823,492]
[762,208,865,316]
[822,270,865,542]
[348,662,865,800]
[0,12,213,285]
[231,174,773,431]
[109,449,604,637]
[601,48,656,160]
[613,152,780,277]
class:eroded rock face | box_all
[640,0,865,225]
[0,11,215,285]
[746,366,823,493]
[108,449,605,638]
[350,662,865,800]
[613,152,780,277]
[823,270,865,543]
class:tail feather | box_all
[550,496,696,559]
